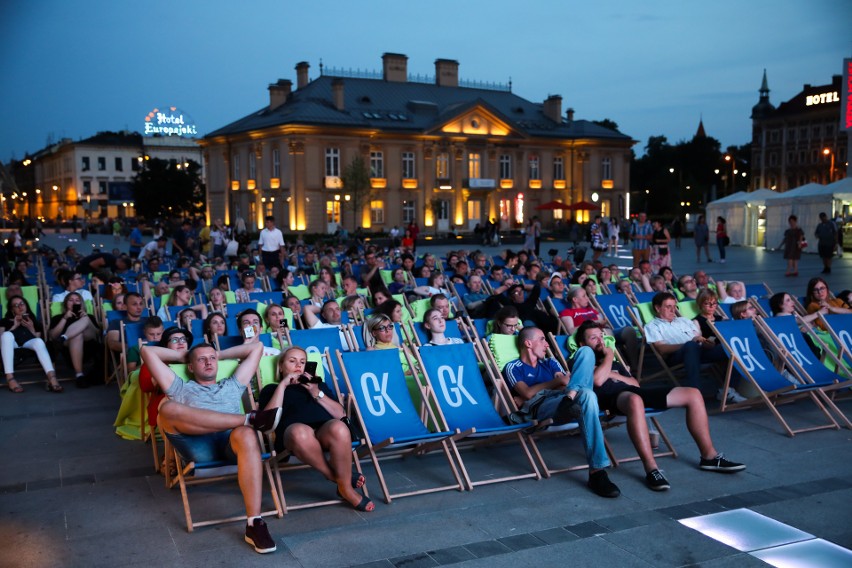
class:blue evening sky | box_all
[1,0,849,162]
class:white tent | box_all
[706,189,778,246]
[763,183,828,249]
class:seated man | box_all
[719,281,746,304]
[547,273,568,302]
[676,274,700,300]
[106,292,147,353]
[575,321,745,491]
[462,275,489,318]
[503,327,620,498]
[302,301,350,350]
[643,292,734,396]
[141,341,281,554]
[236,309,280,356]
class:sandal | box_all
[350,471,365,489]
[336,488,374,512]
[7,378,23,393]
[45,379,64,393]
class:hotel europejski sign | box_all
[143,106,198,137]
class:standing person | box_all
[671,217,683,249]
[630,212,652,268]
[128,221,145,259]
[814,212,838,274]
[522,218,536,253]
[650,220,672,273]
[780,214,805,277]
[715,216,728,264]
[835,214,844,258]
[407,221,419,253]
[258,216,285,271]
[210,219,228,259]
[607,217,620,257]
[532,215,542,257]
[694,215,712,262]
[590,214,607,261]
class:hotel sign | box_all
[143,106,198,137]
[806,91,839,106]
[842,58,852,131]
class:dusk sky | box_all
[1,0,850,163]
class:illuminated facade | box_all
[751,72,848,191]
[201,53,634,233]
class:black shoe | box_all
[699,454,746,473]
[248,407,282,433]
[245,518,277,554]
[588,470,620,498]
[645,469,670,491]
[821,268,831,274]
[75,375,90,389]
[553,396,582,425]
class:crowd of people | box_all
[3,210,848,554]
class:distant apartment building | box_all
[201,53,634,233]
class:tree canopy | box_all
[133,158,205,219]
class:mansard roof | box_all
[205,75,631,143]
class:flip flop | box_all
[336,488,374,512]
[7,379,23,393]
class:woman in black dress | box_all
[779,214,805,277]
[259,347,374,512]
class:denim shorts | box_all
[165,429,237,465]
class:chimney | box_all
[331,78,345,111]
[435,59,459,87]
[566,108,575,124]
[296,61,310,89]
[543,94,562,123]
[268,79,292,110]
[382,52,408,82]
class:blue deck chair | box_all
[413,343,541,488]
[759,316,852,385]
[408,319,462,346]
[336,348,466,503]
[249,291,282,304]
[718,302,733,319]
[709,318,850,437]
[820,314,852,368]
[745,282,771,299]
[287,327,350,393]
[634,291,656,304]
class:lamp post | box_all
[823,148,835,183]
[724,155,736,194]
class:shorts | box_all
[165,429,237,465]
[595,382,672,415]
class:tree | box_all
[340,155,371,230]
[592,118,620,132]
[133,158,205,219]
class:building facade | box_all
[201,53,634,234]
[751,71,848,191]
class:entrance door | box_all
[467,200,481,231]
[437,199,450,232]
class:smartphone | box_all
[298,361,320,384]
[72,304,82,315]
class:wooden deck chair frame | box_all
[406,343,542,488]
[708,318,845,437]
[164,360,284,532]
[624,301,685,385]
[334,348,466,503]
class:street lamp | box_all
[724,155,735,194]
[823,148,835,183]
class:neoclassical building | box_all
[751,71,848,191]
[201,53,634,233]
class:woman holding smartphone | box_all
[259,346,374,512]
[2,295,60,393]
[48,292,101,388]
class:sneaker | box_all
[588,470,621,498]
[507,411,528,425]
[245,518,277,553]
[645,469,670,491]
[247,407,282,433]
[716,388,747,404]
[719,259,726,263]
[553,396,582,425]
[699,453,746,473]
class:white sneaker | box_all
[717,388,747,404]
[719,259,726,264]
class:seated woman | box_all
[490,305,521,337]
[104,277,127,302]
[283,295,303,329]
[48,291,101,387]
[770,292,825,323]
[157,284,207,322]
[804,277,851,327]
[558,287,603,335]
[235,270,263,303]
[387,268,413,295]
[259,346,373,512]
[1,295,60,393]
[316,267,338,298]
[370,286,392,308]
[365,314,397,350]
[582,276,599,299]
[202,312,228,345]
[340,295,365,321]
[372,298,404,323]
[276,268,296,296]
[263,303,289,334]
[693,289,721,343]
[422,308,465,346]
[111,292,127,312]
[177,308,199,331]
[207,287,228,315]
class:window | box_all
[370,200,384,224]
[248,152,256,180]
[787,128,796,142]
[232,153,240,180]
[326,200,341,223]
[799,150,806,164]
[499,154,512,179]
[769,130,779,143]
[769,152,778,166]
[810,149,818,164]
[402,152,416,179]
[131,157,140,172]
[826,124,835,137]
[325,148,340,177]
[83,181,91,194]
[800,127,808,140]
[82,157,90,171]
[787,151,795,164]
[528,155,540,180]
[272,148,281,178]
[115,157,123,171]
[436,152,450,179]
[97,157,106,171]
[812,126,821,138]
[553,157,564,180]
[601,157,612,181]
[402,199,416,224]
[370,151,384,178]
[468,152,481,179]
[98,181,107,194]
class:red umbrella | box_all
[567,200,600,211]
[535,200,572,211]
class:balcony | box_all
[601,179,614,189]
[247,179,256,190]
[324,176,343,189]
[500,179,514,189]
[553,180,566,189]
[401,178,418,189]
[230,181,240,190]
[529,179,542,189]
[370,178,387,189]
[270,178,280,189]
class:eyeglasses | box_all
[373,324,394,332]
[702,300,718,306]
[813,286,827,292]
[168,336,188,344]
[71,276,84,281]
[681,277,695,284]
[243,272,255,278]
[10,302,25,308]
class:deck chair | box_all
[818,314,852,369]
[335,348,466,503]
[627,302,685,384]
[409,343,542,488]
[164,360,284,531]
[709,318,849,437]
[759,316,852,380]
[286,327,350,394]
[407,319,463,347]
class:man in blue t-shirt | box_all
[502,327,619,498]
[128,222,145,259]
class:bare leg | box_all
[67,333,85,374]
[283,423,338,481]
[63,316,99,340]
[316,420,372,510]
[666,387,717,459]
[158,400,247,435]
[229,426,263,517]
[616,392,657,473]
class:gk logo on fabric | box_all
[361,372,401,416]
[777,332,810,366]
[838,330,852,354]
[730,337,766,372]
[436,365,476,408]
[607,305,630,329]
